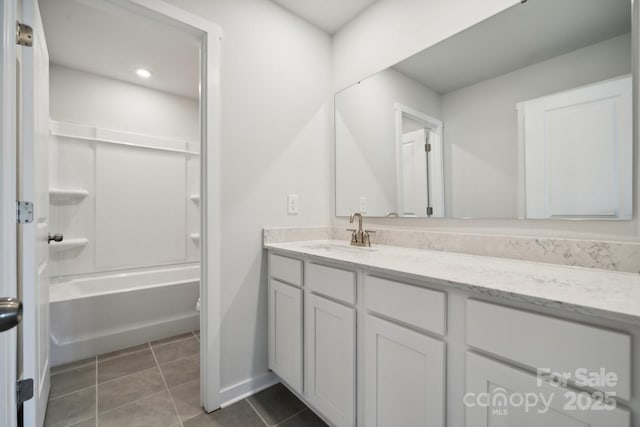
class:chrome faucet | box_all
[348,212,375,247]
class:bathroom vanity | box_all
[266,0,640,425]
[265,240,640,427]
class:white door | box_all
[0,1,20,426]
[305,294,356,427]
[19,1,51,426]
[465,352,630,427]
[426,130,445,218]
[364,315,445,427]
[521,76,632,219]
[399,130,429,217]
[268,279,303,394]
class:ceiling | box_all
[270,0,378,34]
[393,0,631,94]
[40,0,200,99]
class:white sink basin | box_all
[303,242,379,253]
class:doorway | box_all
[394,103,445,218]
[0,0,220,426]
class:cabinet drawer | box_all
[467,300,632,400]
[307,262,356,305]
[269,253,303,286]
[365,275,446,335]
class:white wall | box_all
[442,34,631,218]
[50,65,199,142]
[163,0,333,393]
[335,67,440,216]
[333,0,640,242]
[332,0,520,91]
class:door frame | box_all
[0,0,19,425]
[108,0,223,411]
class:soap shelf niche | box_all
[49,238,89,251]
[49,188,89,202]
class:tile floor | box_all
[45,331,328,427]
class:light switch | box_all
[359,197,367,214]
[288,194,299,215]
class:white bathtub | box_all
[50,264,200,367]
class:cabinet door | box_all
[364,315,445,427]
[466,352,630,427]
[268,279,303,394]
[305,294,356,427]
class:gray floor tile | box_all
[248,383,306,425]
[98,343,150,361]
[151,332,195,346]
[51,357,96,376]
[98,391,181,427]
[68,418,96,427]
[170,378,204,422]
[50,364,96,399]
[183,400,265,427]
[44,387,96,427]
[277,409,328,427]
[98,348,156,383]
[153,336,200,365]
[98,367,166,413]
[160,355,199,388]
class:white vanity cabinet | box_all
[268,279,303,394]
[465,300,632,427]
[268,254,358,427]
[363,275,447,427]
[466,352,630,427]
[266,248,637,427]
[305,262,357,427]
[268,254,304,394]
[466,300,632,400]
[364,315,445,427]
[305,293,356,427]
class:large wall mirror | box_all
[335,0,633,219]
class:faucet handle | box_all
[363,230,376,247]
[347,228,358,242]
[362,230,375,247]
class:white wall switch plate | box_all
[359,197,367,214]
[288,194,299,215]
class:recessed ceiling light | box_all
[135,68,152,79]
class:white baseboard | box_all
[220,371,280,408]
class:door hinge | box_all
[17,201,34,224]
[425,143,432,153]
[16,22,33,47]
[16,379,34,407]
[426,206,434,216]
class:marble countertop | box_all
[265,240,640,326]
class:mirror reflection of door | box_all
[395,104,445,218]
[400,129,429,217]
[520,75,632,219]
